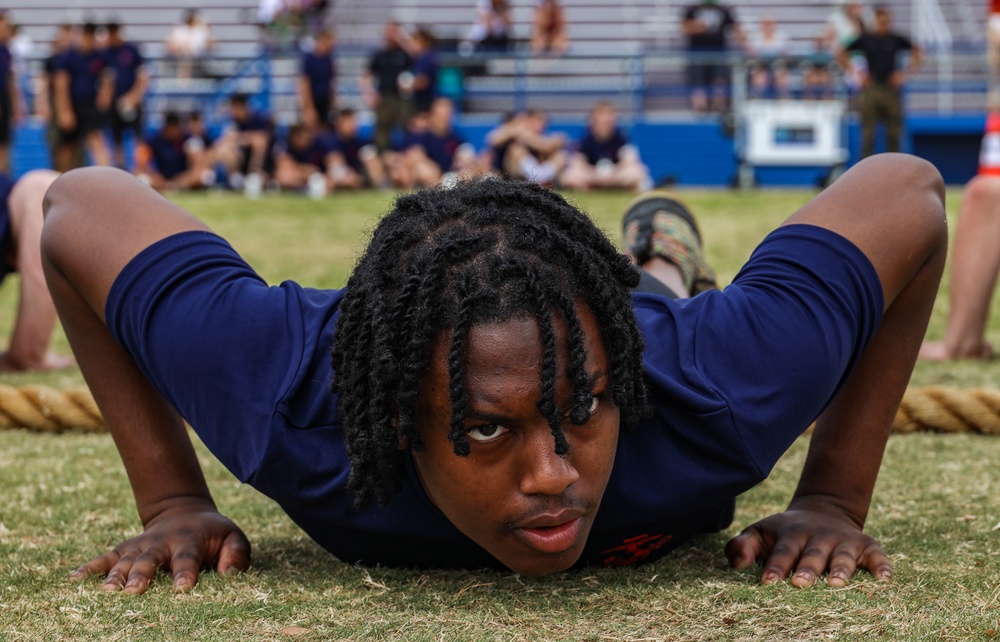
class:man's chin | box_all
[496,538,587,576]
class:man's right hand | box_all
[70,499,252,595]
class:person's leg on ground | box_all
[2,169,74,371]
[859,86,878,158]
[884,88,904,154]
[621,191,717,299]
[920,174,1000,360]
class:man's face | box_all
[430,100,453,130]
[589,107,617,140]
[875,11,891,34]
[336,114,357,138]
[412,305,620,576]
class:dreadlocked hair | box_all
[331,176,652,508]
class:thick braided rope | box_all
[0,384,104,432]
[4,385,1000,436]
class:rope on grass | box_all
[1,384,1000,435]
[894,386,1000,435]
[0,384,104,432]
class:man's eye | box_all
[588,395,600,415]
[466,424,509,443]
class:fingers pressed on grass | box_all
[826,545,860,586]
[217,531,253,574]
[170,549,202,592]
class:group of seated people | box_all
[134,95,652,196]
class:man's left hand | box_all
[724,503,892,588]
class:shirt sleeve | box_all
[105,231,326,482]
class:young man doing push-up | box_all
[40,153,945,593]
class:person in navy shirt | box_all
[103,22,148,170]
[326,108,383,189]
[133,112,212,192]
[409,28,438,114]
[402,97,475,187]
[298,28,336,130]
[274,123,335,193]
[43,153,944,593]
[560,102,650,191]
[53,22,111,168]
[211,94,275,189]
[0,13,22,173]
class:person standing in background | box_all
[469,0,512,53]
[104,21,148,170]
[409,28,438,115]
[40,25,75,172]
[299,27,336,130]
[841,6,922,158]
[54,22,111,169]
[363,22,412,152]
[0,13,22,173]
[680,0,743,113]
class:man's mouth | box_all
[513,509,586,554]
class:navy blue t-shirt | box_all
[0,45,11,100]
[578,128,630,166]
[236,112,271,133]
[412,51,438,111]
[105,42,144,97]
[57,47,107,104]
[105,224,882,570]
[282,135,332,170]
[301,50,335,102]
[145,133,188,179]
[333,133,370,172]
[411,129,464,172]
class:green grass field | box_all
[2,187,1000,641]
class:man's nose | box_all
[518,425,580,496]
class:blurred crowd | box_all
[0,0,933,195]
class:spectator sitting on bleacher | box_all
[274,122,335,197]
[559,101,650,192]
[165,9,215,80]
[213,94,275,194]
[400,97,476,188]
[298,27,336,130]
[468,0,513,53]
[134,112,212,191]
[531,0,569,56]
[487,108,566,186]
[801,36,836,100]
[54,22,112,169]
[823,1,868,93]
[104,21,148,170]
[746,16,791,100]
[0,13,22,174]
[326,108,384,189]
[381,110,429,189]
[409,28,439,115]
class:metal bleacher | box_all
[4,0,994,126]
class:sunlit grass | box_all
[1,186,998,640]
